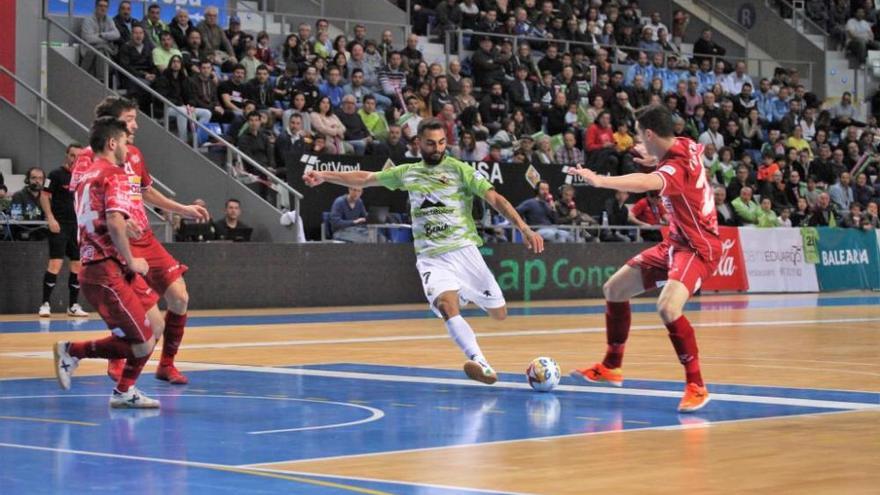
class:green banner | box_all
[800,227,820,264]
[814,227,880,291]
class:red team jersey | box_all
[72,145,154,247]
[71,157,135,268]
[628,137,722,294]
[650,137,722,262]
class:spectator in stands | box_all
[9,167,47,241]
[311,96,347,154]
[238,110,276,175]
[198,7,236,65]
[358,95,389,142]
[841,202,868,229]
[693,29,726,66]
[169,8,194,50]
[118,24,155,87]
[715,187,738,226]
[829,171,855,213]
[786,170,808,206]
[215,64,247,124]
[629,191,667,241]
[865,201,880,229]
[140,3,165,48]
[0,185,9,215]
[319,66,346,109]
[830,92,861,131]
[479,82,509,134]
[240,43,262,81]
[516,181,572,243]
[113,0,137,48]
[722,61,753,96]
[227,16,250,62]
[330,187,372,243]
[347,47,391,109]
[810,192,840,226]
[790,196,811,227]
[372,124,406,163]
[756,197,781,227]
[188,59,223,122]
[154,55,211,142]
[181,29,209,74]
[401,33,423,69]
[378,51,408,102]
[275,112,310,168]
[472,36,506,90]
[336,95,372,154]
[846,8,879,65]
[80,0,120,76]
[601,191,636,242]
[698,116,725,149]
[555,131,584,164]
[553,184,597,241]
[732,186,760,226]
[853,172,875,206]
[245,65,282,121]
[214,199,250,241]
[152,31,182,72]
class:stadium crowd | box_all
[3,0,880,241]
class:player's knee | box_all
[47,259,63,273]
[166,283,189,313]
[656,299,681,324]
[131,337,156,358]
[435,299,459,321]
[489,306,507,321]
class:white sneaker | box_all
[53,341,79,390]
[67,304,88,317]
[464,358,498,385]
[39,302,51,318]
[110,387,161,409]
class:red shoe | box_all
[155,364,189,385]
[107,359,124,382]
[678,383,711,413]
[570,363,624,387]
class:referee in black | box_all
[38,143,88,318]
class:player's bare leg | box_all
[571,264,645,387]
[435,291,497,385]
[40,258,64,317]
[657,280,710,412]
[155,277,190,384]
[486,306,507,321]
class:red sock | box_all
[160,311,186,367]
[665,315,704,387]
[69,337,131,360]
[116,355,150,392]
[602,301,631,369]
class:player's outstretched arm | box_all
[568,165,664,194]
[484,189,544,254]
[302,170,380,188]
[107,211,148,275]
[143,187,210,221]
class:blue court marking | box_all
[1,364,877,495]
[2,295,879,333]
[299,363,880,405]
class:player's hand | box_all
[522,227,545,254]
[568,164,602,187]
[128,257,149,276]
[48,218,61,234]
[354,217,367,224]
[181,204,210,222]
[302,170,325,187]
[631,143,658,168]
[125,219,143,239]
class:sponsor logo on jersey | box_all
[658,165,676,175]
[424,222,450,237]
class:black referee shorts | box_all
[48,223,80,261]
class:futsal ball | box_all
[526,357,561,392]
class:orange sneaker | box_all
[569,363,623,387]
[107,359,125,382]
[155,364,189,385]
[678,383,711,413]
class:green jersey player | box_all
[303,119,544,383]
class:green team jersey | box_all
[375,156,493,257]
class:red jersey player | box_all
[54,117,163,408]
[73,97,209,384]
[568,105,721,412]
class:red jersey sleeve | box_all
[104,172,133,217]
[129,146,153,191]
[652,161,687,196]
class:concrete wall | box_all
[0,99,68,175]
[0,242,651,314]
[45,48,297,243]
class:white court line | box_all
[161,362,880,411]
[240,408,871,468]
[3,317,879,357]
[0,442,534,495]
[0,393,384,436]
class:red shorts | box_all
[80,261,159,343]
[626,241,718,295]
[131,235,188,295]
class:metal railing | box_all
[43,16,304,238]
[322,222,662,243]
[446,29,815,91]
[0,65,175,242]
